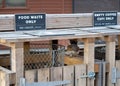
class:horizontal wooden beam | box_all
[0,13,120,31]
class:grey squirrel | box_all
[65,39,82,57]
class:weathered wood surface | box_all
[38,68,50,82]
[25,69,37,82]
[0,71,10,86]
[50,67,63,82]
[1,13,120,86]
[0,13,92,31]
[0,27,99,42]
[10,42,24,86]
[75,64,86,86]
[116,60,120,86]
[105,36,116,86]
[1,13,120,31]
[63,66,74,86]
[0,26,120,43]
[84,38,95,86]
[24,65,86,86]
[0,14,14,31]
[0,66,16,86]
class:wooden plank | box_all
[25,70,37,82]
[1,13,120,31]
[38,68,50,82]
[10,42,24,86]
[0,35,98,43]
[63,65,74,86]
[0,13,92,31]
[50,67,62,81]
[84,38,95,86]
[0,29,100,43]
[0,66,16,84]
[0,18,14,31]
[9,72,16,85]
[0,71,10,86]
[0,66,14,73]
[47,13,92,28]
[88,28,120,36]
[107,25,120,30]
[115,60,120,86]
[75,64,86,86]
[105,36,116,86]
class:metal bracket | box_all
[80,72,95,79]
[112,67,120,84]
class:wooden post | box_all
[84,38,95,86]
[105,36,116,86]
[11,42,24,86]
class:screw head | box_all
[88,72,95,79]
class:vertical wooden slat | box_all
[25,70,37,82]
[115,60,120,86]
[50,67,62,81]
[63,65,74,86]
[38,68,50,82]
[11,42,24,86]
[84,38,95,86]
[105,36,116,86]
[75,64,86,86]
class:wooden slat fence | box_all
[25,64,86,86]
